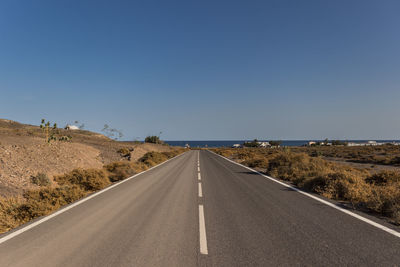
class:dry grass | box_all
[293,144,400,166]
[104,161,138,182]
[213,148,400,225]
[31,173,51,187]
[55,169,111,192]
[139,151,169,167]
[0,148,185,233]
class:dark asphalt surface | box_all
[0,150,399,266]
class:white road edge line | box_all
[199,205,208,255]
[198,182,203,197]
[208,150,400,239]
[197,166,200,172]
[0,152,187,245]
[198,172,201,181]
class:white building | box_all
[65,125,79,130]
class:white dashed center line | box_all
[198,182,203,197]
[199,204,208,255]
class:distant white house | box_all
[348,141,385,147]
[347,142,361,147]
[308,141,316,146]
[258,141,270,148]
[65,125,79,130]
[232,144,242,148]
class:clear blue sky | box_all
[1,0,399,140]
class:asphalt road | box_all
[0,150,399,266]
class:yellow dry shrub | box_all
[54,168,111,191]
[139,152,168,167]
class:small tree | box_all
[40,119,58,143]
[145,135,162,144]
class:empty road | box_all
[0,150,399,266]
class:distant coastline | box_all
[165,140,400,148]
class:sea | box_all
[164,140,400,148]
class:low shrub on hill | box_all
[0,148,185,233]
[55,168,111,191]
[242,158,269,168]
[144,135,163,144]
[19,185,87,220]
[367,184,400,223]
[104,161,138,182]
[31,172,51,186]
[365,171,400,186]
[0,197,24,233]
[139,152,168,167]
[0,185,87,233]
[267,152,334,184]
[117,147,132,160]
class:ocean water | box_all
[165,140,400,148]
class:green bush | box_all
[145,136,163,144]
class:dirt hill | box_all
[0,119,173,197]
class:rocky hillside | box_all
[0,119,172,196]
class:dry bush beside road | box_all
[0,149,185,233]
[0,119,174,197]
[293,144,400,167]
[213,148,400,225]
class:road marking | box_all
[198,182,203,197]
[199,205,208,255]
[209,150,400,239]
[0,152,187,245]
[198,172,201,181]
[197,166,200,172]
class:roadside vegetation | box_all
[212,147,400,225]
[144,135,164,144]
[0,149,185,233]
[40,119,72,143]
[293,144,400,166]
